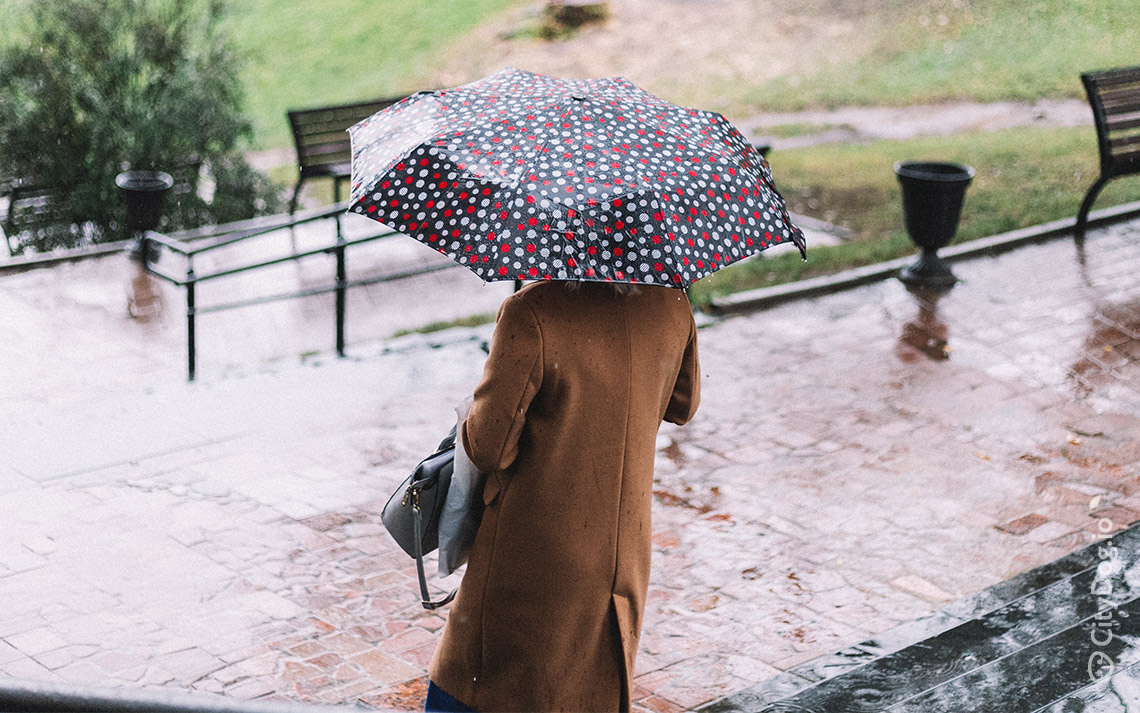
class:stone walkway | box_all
[707,521,1140,711]
[0,215,1138,711]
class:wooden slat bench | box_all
[286,97,402,215]
[2,181,73,255]
[1077,66,1140,237]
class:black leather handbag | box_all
[381,428,457,609]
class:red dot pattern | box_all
[348,68,805,287]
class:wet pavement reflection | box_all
[1,215,1140,710]
[895,285,951,363]
[126,259,164,322]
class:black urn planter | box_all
[895,160,974,288]
[116,170,173,262]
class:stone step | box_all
[703,523,1140,712]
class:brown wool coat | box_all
[429,281,700,713]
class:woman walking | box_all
[427,279,700,713]
[344,65,803,713]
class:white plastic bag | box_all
[437,399,487,577]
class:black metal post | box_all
[333,180,343,239]
[187,260,197,381]
[335,236,347,357]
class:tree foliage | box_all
[0,0,280,253]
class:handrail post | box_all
[335,235,347,357]
[186,257,197,381]
[333,181,344,239]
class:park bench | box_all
[2,181,73,255]
[286,97,401,215]
[1077,66,1140,237]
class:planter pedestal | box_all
[895,161,974,288]
[900,247,959,288]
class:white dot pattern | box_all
[348,67,805,287]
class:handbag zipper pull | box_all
[401,484,421,511]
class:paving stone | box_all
[890,575,956,603]
[398,642,439,670]
[0,640,24,667]
[1,657,57,680]
[1091,504,1140,531]
[1026,520,1081,544]
[287,641,327,659]
[53,660,107,686]
[634,695,688,713]
[346,649,421,687]
[192,677,226,695]
[34,644,99,672]
[6,626,68,657]
[378,626,437,655]
[154,647,227,685]
[358,676,429,711]
[996,512,1050,535]
[225,677,279,700]
[318,677,379,703]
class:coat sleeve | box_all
[664,316,700,425]
[461,295,544,474]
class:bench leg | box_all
[288,179,304,216]
[1076,175,1109,240]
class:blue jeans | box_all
[426,680,476,712]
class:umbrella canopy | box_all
[348,67,805,288]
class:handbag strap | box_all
[413,497,457,610]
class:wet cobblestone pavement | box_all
[1,215,1139,710]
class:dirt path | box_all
[430,0,875,104]
[739,97,1091,149]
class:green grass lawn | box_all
[687,124,1140,305]
[733,0,1140,113]
[221,0,529,150]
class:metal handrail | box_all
[147,204,356,258]
[0,676,347,713]
[191,262,457,315]
[146,229,398,286]
[139,204,459,381]
[168,204,345,245]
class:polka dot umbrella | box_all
[348,67,805,288]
